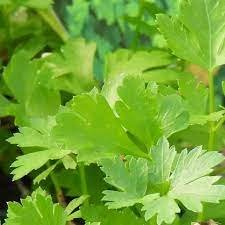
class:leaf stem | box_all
[78,163,89,205]
[37,7,70,43]
[208,69,215,151]
[47,162,66,207]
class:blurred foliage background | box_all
[0,0,225,223]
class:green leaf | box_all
[65,195,89,216]
[142,194,180,225]
[7,117,74,181]
[158,94,189,137]
[149,137,176,185]
[104,49,172,81]
[61,155,77,170]
[101,156,148,209]
[52,91,148,163]
[44,38,96,94]
[157,0,225,70]
[81,204,146,225]
[115,76,189,148]
[143,69,182,83]
[3,51,60,125]
[8,127,51,148]
[8,116,73,181]
[169,147,225,212]
[115,76,161,149]
[4,188,67,225]
[179,75,208,114]
[10,149,72,180]
[101,138,225,225]
[33,161,58,184]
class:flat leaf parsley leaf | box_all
[101,137,225,225]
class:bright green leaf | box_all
[4,188,67,225]
[62,155,77,170]
[10,149,72,180]
[101,156,148,209]
[149,137,176,185]
[157,0,225,70]
[104,49,172,80]
[65,195,89,216]
[33,161,58,184]
[44,38,96,94]
[101,138,225,225]
[142,194,180,225]
[115,76,189,148]
[52,91,148,163]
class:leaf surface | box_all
[157,0,225,70]
[101,138,225,225]
[4,188,67,225]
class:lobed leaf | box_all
[101,138,225,225]
[4,188,67,225]
[157,0,225,70]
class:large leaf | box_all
[157,0,225,70]
[4,188,67,225]
[101,138,225,225]
[52,90,148,163]
[115,76,189,148]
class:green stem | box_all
[78,163,89,205]
[47,162,66,207]
[37,7,70,42]
[208,69,215,151]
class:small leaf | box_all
[101,156,148,209]
[33,161,59,184]
[11,149,71,180]
[44,39,96,94]
[141,194,180,225]
[65,195,89,215]
[62,155,77,170]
